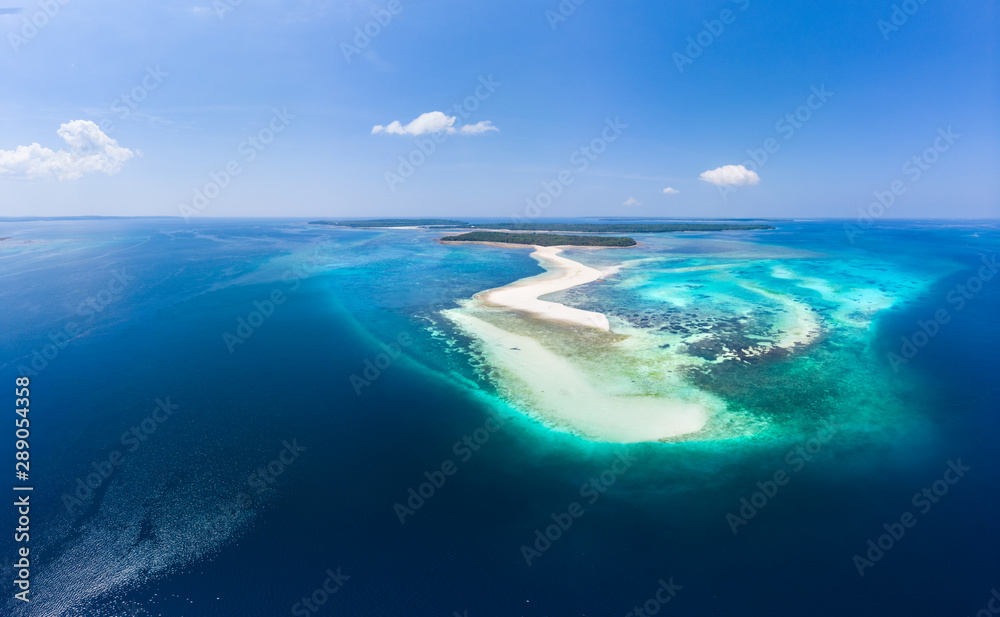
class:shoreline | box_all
[442,246,715,443]
[444,309,711,443]
[473,245,613,331]
[439,239,635,249]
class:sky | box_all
[0,0,997,219]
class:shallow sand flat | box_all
[773,299,822,349]
[476,246,611,330]
[770,265,895,327]
[707,279,822,364]
[742,283,823,350]
[445,309,710,443]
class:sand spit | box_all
[443,245,714,443]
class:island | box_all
[309,220,775,232]
[441,239,710,443]
[308,219,471,228]
[440,231,637,247]
[493,223,775,232]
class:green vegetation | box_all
[492,223,774,232]
[440,231,636,247]
[309,220,775,233]
[309,219,470,228]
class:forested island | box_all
[309,219,470,227]
[493,223,774,232]
[310,220,774,232]
[440,232,637,247]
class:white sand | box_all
[773,299,822,349]
[476,246,611,330]
[445,310,709,442]
[443,245,713,443]
[738,281,822,350]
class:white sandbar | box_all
[476,246,611,330]
[444,245,713,443]
[446,310,709,442]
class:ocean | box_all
[1,218,997,616]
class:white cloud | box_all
[372,111,455,136]
[622,197,642,206]
[699,164,760,187]
[0,120,135,180]
[459,121,499,135]
[662,187,679,195]
[372,111,498,136]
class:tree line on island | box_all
[488,222,774,232]
[310,220,775,232]
[309,219,468,227]
[440,231,637,247]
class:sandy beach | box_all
[443,245,716,443]
[475,246,612,330]
[445,310,710,442]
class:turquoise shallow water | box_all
[0,218,996,616]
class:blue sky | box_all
[0,0,996,219]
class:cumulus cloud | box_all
[372,111,498,136]
[459,120,499,135]
[622,197,642,206]
[0,120,135,180]
[699,164,760,187]
[662,187,679,195]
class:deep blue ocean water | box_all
[0,218,997,616]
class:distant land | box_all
[482,223,775,233]
[596,217,788,222]
[309,219,470,228]
[310,220,775,232]
[440,231,637,247]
